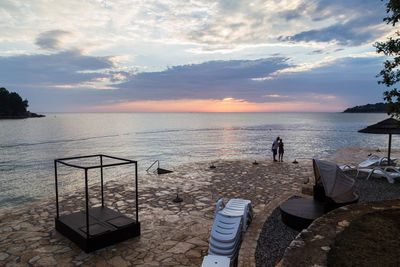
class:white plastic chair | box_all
[362,166,400,184]
[339,164,356,171]
[358,154,397,168]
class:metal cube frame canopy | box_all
[54,154,140,252]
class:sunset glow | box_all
[83,98,345,113]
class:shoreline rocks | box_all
[0,112,45,119]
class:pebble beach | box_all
[0,146,399,266]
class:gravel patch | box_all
[255,172,400,267]
[352,171,400,202]
[255,197,300,267]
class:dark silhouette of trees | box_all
[343,103,388,113]
[375,0,400,117]
[0,87,29,116]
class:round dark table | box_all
[280,197,325,231]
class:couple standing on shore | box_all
[271,137,284,162]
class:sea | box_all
[0,112,394,210]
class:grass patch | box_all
[327,209,400,267]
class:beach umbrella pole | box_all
[389,133,392,165]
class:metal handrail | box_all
[146,160,160,173]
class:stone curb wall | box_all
[281,199,400,267]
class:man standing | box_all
[272,137,280,162]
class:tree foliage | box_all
[343,102,388,113]
[375,0,400,117]
[0,87,29,116]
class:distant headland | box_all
[343,102,388,113]
[0,87,45,119]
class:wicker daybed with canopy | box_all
[280,159,359,231]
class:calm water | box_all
[0,112,393,209]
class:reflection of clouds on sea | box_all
[0,112,394,209]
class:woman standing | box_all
[278,139,284,162]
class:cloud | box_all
[282,19,385,46]
[0,0,391,113]
[312,0,383,20]
[309,49,324,55]
[35,30,72,50]
[1,54,386,112]
[107,55,384,108]
[261,56,385,106]
[0,47,385,100]
[183,0,389,50]
[0,49,116,87]
[253,57,339,80]
[114,58,290,101]
[309,93,336,100]
[0,0,390,61]
[186,0,298,46]
[279,0,388,46]
[263,94,289,98]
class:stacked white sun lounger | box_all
[201,199,253,267]
[201,255,231,267]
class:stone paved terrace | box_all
[0,159,313,266]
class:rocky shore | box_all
[0,112,45,119]
[0,146,399,266]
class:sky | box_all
[0,0,396,112]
